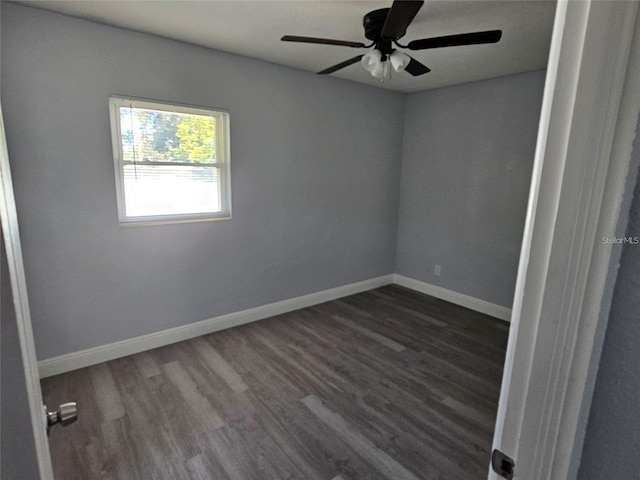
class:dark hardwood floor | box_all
[42,285,509,480]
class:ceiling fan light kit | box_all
[281,0,503,82]
[361,50,410,81]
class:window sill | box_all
[118,213,232,227]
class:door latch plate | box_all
[491,449,515,479]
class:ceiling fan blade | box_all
[281,35,366,48]
[317,55,364,75]
[407,30,503,50]
[381,0,424,40]
[404,56,431,76]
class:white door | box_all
[490,2,640,480]
[0,104,55,479]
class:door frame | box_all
[0,103,54,479]
[490,1,640,479]
[1,2,639,480]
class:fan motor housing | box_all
[363,8,391,40]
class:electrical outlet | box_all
[434,264,441,276]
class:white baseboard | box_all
[39,273,511,378]
[392,274,512,322]
[38,275,394,378]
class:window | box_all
[109,96,231,225]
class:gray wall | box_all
[395,71,546,308]
[1,4,404,360]
[1,4,547,364]
[577,124,640,479]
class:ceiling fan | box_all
[281,0,502,80]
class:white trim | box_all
[490,2,640,480]
[392,274,512,322]
[566,4,640,477]
[538,4,640,478]
[0,104,54,478]
[38,275,393,378]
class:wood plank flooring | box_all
[41,285,509,480]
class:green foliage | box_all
[120,107,217,164]
[175,115,216,164]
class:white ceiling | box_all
[18,0,557,93]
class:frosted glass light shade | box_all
[361,50,382,72]
[370,62,385,78]
[390,50,410,72]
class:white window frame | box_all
[108,95,232,226]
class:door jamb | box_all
[0,103,54,479]
[490,2,640,479]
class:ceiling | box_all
[18,0,557,93]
